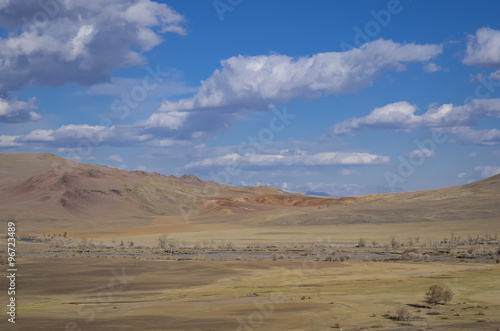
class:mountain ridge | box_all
[1,153,499,227]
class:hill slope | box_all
[0,153,336,221]
[0,153,499,230]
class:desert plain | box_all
[1,153,500,330]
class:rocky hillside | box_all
[0,153,336,221]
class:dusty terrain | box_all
[2,252,500,330]
[1,153,500,330]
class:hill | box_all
[0,153,336,222]
[0,153,499,233]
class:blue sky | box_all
[1,0,500,196]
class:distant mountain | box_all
[1,153,499,228]
[0,153,336,222]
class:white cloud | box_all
[288,182,392,197]
[444,126,500,146]
[457,172,466,178]
[145,107,189,130]
[423,62,442,72]
[184,150,389,169]
[144,138,178,147]
[463,27,500,67]
[145,39,442,130]
[0,97,41,123]
[408,148,435,159]
[328,98,500,136]
[107,154,123,162]
[467,152,477,158]
[23,129,55,141]
[0,122,193,149]
[0,0,186,117]
[0,135,22,147]
[475,165,500,178]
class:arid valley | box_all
[1,153,500,330]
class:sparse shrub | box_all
[395,306,412,321]
[358,238,367,248]
[158,234,167,249]
[391,237,400,249]
[424,285,453,305]
[49,237,67,250]
[79,237,91,252]
[339,255,350,262]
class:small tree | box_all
[357,238,367,247]
[425,285,453,305]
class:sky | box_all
[1,0,500,197]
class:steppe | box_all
[1,153,500,330]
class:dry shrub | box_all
[395,306,412,321]
[425,285,453,305]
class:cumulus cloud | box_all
[184,150,389,169]
[0,0,186,91]
[463,27,500,67]
[0,97,41,123]
[444,126,500,146]
[328,98,500,136]
[146,39,442,130]
[6,124,151,147]
[0,0,186,123]
[475,165,500,178]
[0,135,22,147]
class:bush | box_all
[424,285,453,305]
[358,238,367,247]
[391,237,400,249]
[395,306,412,321]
